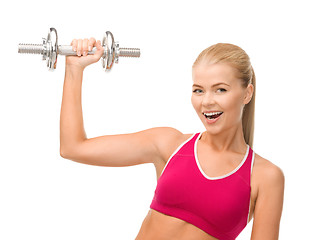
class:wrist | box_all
[65,63,85,73]
[64,65,85,83]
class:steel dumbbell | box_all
[18,27,140,72]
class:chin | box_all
[204,127,223,136]
[200,117,228,136]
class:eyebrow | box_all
[192,82,230,88]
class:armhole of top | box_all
[159,132,198,177]
[250,151,255,175]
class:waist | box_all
[135,209,218,240]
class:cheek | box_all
[191,95,199,110]
[222,94,244,118]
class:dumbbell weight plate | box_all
[46,28,58,70]
[102,31,115,71]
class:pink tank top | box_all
[150,132,255,240]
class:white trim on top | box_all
[247,150,256,223]
[250,149,255,175]
[194,132,250,180]
[247,197,252,223]
[159,132,198,178]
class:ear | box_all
[244,83,254,105]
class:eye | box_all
[217,88,227,93]
[193,89,203,93]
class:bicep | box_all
[251,165,285,240]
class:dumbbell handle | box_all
[58,45,97,55]
[18,44,97,56]
[18,44,141,57]
[58,45,140,58]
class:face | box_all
[191,63,253,135]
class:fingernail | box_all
[88,46,92,51]
[77,51,81,56]
[73,47,77,51]
[83,51,87,56]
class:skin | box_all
[60,38,285,240]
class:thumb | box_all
[94,40,104,59]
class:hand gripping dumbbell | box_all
[18,27,140,72]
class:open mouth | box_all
[203,111,223,120]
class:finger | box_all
[82,38,89,56]
[96,40,104,51]
[71,39,78,51]
[77,39,83,56]
[96,40,101,48]
[88,37,96,51]
[94,40,104,59]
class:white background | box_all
[1,0,314,239]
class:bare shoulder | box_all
[147,127,192,163]
[250,153,285,238]
[253,153,285,189]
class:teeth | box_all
[203,111,223,116]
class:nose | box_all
[202,92,216,107]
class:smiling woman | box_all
[60,39,284,240]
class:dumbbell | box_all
[18,27,140,72]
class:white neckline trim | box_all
[194,132,250,180]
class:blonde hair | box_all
[193,43,256,148]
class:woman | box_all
[60,38,285,240]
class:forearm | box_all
[60,65,87,154]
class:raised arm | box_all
[60,37,103,155]
[59,37,183,167]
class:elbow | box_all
[59,141,80,159]
[60,146,73,159]
[60,143,82,161]
[60,147,68,159]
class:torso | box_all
[135,131,260,240]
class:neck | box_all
[201,123,247,153]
